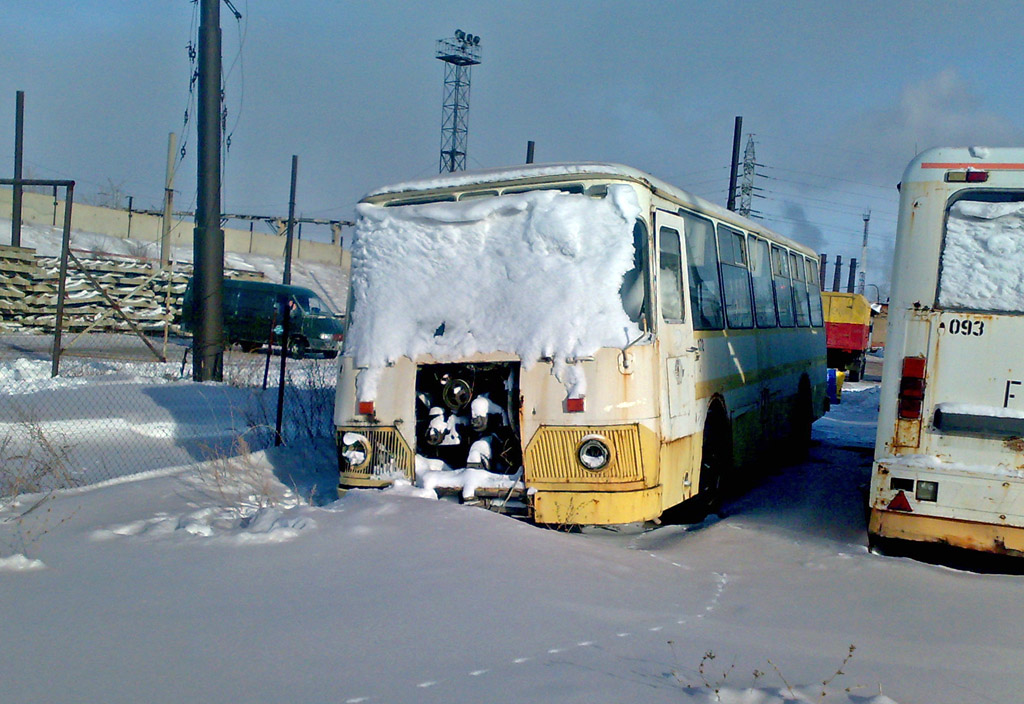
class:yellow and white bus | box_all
[870,147,1024,556]
[335,163,827,525]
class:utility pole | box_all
[11,90,24,247]
[161,132,176,269]
[275,155,298,447]
[858,210,870,295]
[193,0,225,382]
[727,116,742,212]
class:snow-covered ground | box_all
[3,373,1024,704]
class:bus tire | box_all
[697,400,731,519]
[790,375,813,461]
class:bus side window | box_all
[620,220,650,325]
[681,211,724,330]
[790,251,811,327]
[717,225,753,328]
[658,227,685,323]
[806,257,824,327]
[771,244,795,327]
[749,237,777,328]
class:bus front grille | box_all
[524,425,645,484]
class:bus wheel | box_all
[697,403,731,519]
[789,376,813,462]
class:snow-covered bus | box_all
[870,147,1024,556]
[335,163,827,525]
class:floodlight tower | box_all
[436,29,481,173]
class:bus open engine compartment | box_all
[414,362,523,481]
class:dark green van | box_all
[181,278,344,358]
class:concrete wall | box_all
[0,188,350,270]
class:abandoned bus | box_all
[335,163,827,525]
[870,147,1024,556]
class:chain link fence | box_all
[1,243,339,497]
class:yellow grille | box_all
[524,425,644,484]
[337,427,414,482]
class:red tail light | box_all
[898,356,927,419]
[358,401,375,416]
[566,397,585,413]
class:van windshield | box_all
[294,294,333,315]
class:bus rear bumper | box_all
[868,508,1024,557]
[531,487,662,526]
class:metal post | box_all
[192,0,224,382]
[526,140,535,164]
[726,116,742,212]
[126,195,133,239]
[51,182,75,377]
[818,254,827,289]
[832,255,842,292]
[847,258,858,293]
[12,90,24,247]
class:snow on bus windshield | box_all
[345,185,642,399]
[939,198,1024,311]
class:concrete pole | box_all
[192,0,224,382]
[727,116,742,212]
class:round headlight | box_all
[341,433,371,471]
[577,435,611,471]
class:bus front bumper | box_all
[530,486,662,526]
[869,508,1024,557]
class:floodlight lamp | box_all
[473,35,481,45]
[455,29,465,40]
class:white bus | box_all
[870,147,1024,556]
[335,163,827,525]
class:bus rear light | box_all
[566,397,585,413]
[945,170,989,183]
[898,356,927,419]
[887,490,913,513]
[358,401,375,416]
[916,480,939,502]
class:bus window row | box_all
[658,209,824,331]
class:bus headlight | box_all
[341,432,371,471]
[577,435,612,471]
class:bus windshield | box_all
[345,185,645,376]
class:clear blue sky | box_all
[3,1,1023,294]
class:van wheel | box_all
[287,338,307,359]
